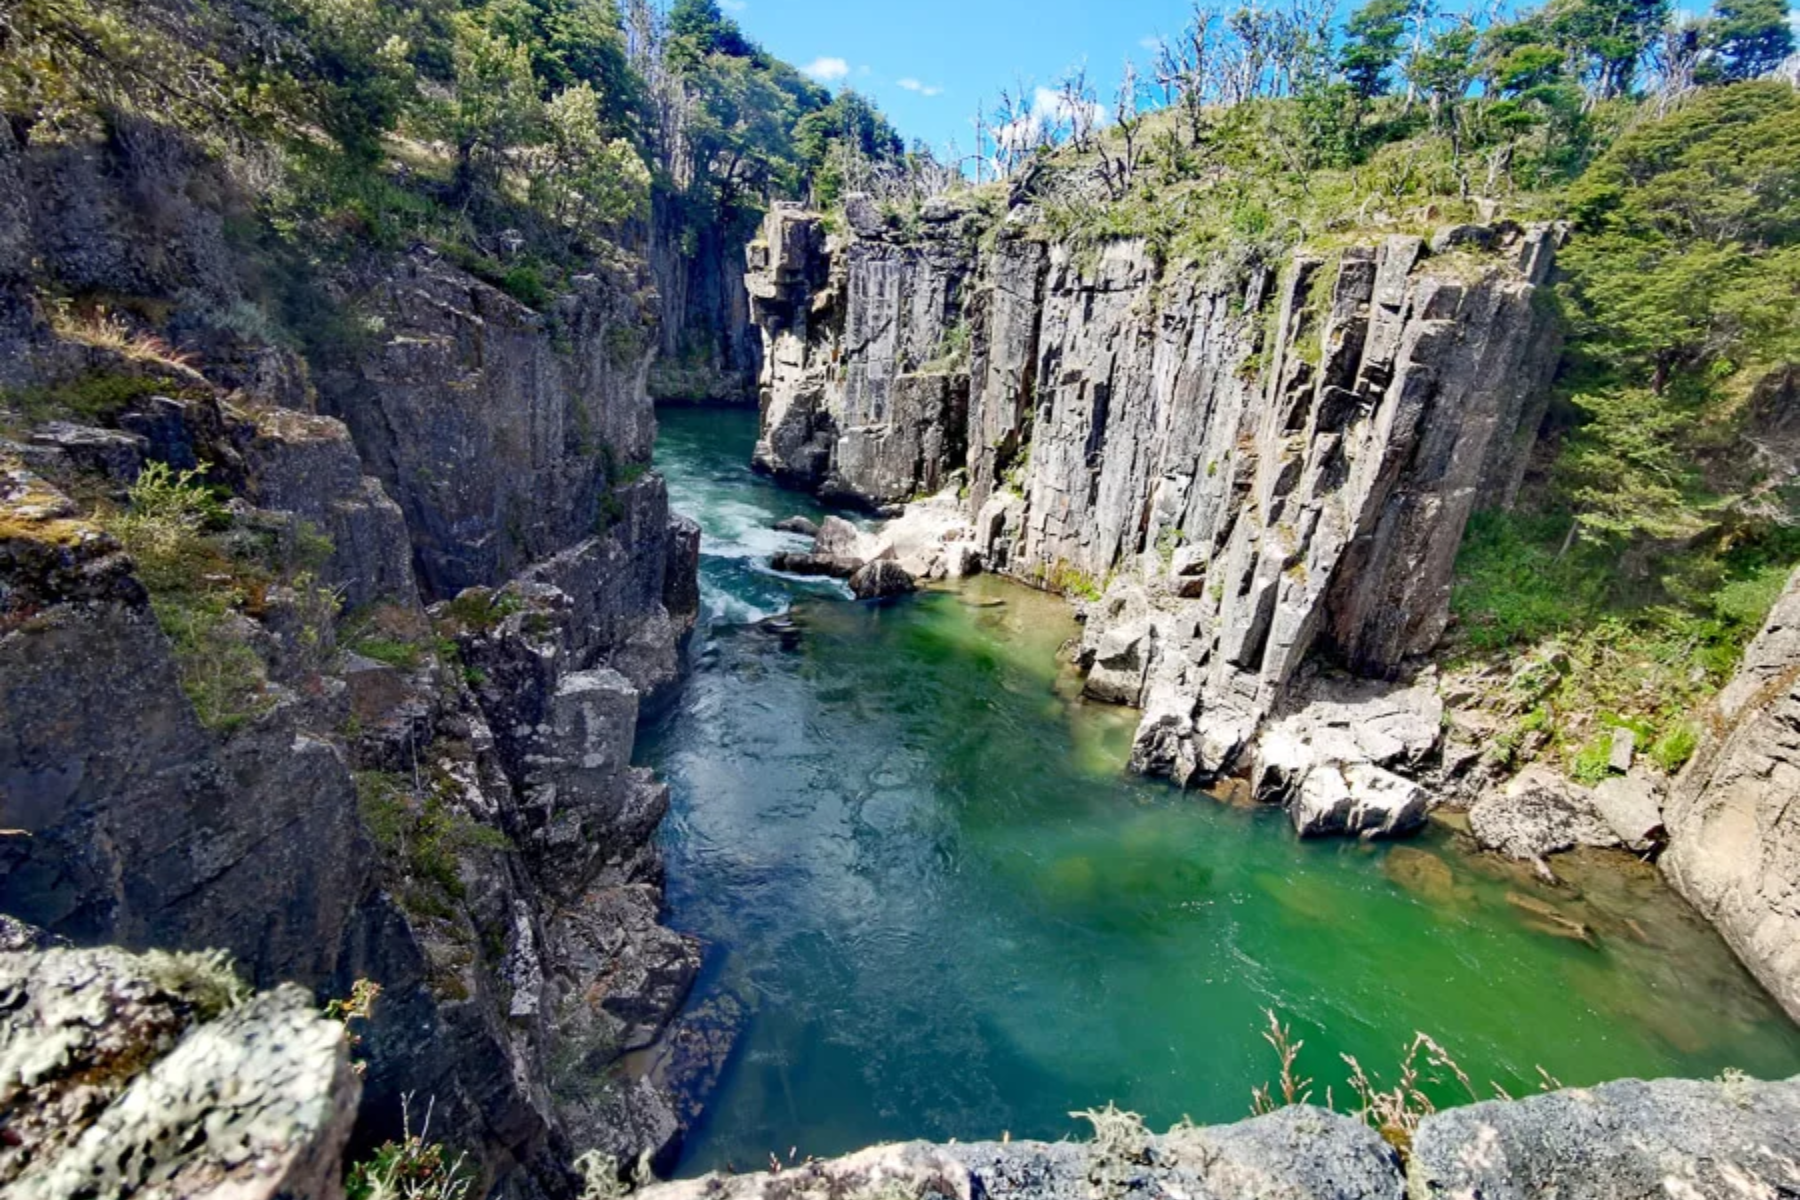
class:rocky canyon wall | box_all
[0,126,702,1197]
[746,199,1563,811]
[1663,568,1800,1023]
[645,195,762,404]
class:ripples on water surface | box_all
[643,405,1800,1176]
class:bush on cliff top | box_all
[1447,85,1800,765]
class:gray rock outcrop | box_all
[1410,1074,1800,1199]
[638,1073,1800,1200]
[642,1107,1403,1200]
[1663,567,1800,1022]
[746,202,1565,819]
[0,125,703,1196]
[1,944,358,1200]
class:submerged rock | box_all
[850,559,917,600]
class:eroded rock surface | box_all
[1409,1074,1800,1200]
[746,202,1564,825]
[1663,568,1800,1022]
[1,944,358,1200]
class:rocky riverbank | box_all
[637,1072,1800,1200]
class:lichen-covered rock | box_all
[1408,1074,1800,1200]
[641,1143,979,1200]
[1468,766,1621,862]
[1663,567,1800,1022]
[641,1108,1402,1200]
[1,946,357,1200]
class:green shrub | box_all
[352,637,426,670]
[1569,732,1617,784]
[1649,722,1701,774]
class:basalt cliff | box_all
[747,198,1560,812]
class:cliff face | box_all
[1663,568,1800,1023]
[746,201,1563,807]
[646,196,762,404]
[0,126,702,1197]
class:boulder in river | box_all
[1288,762,1430,839]
[849,559,917,600]
[770,551,862,579]
[774,515,820,537]
[814,515,868,559]
[1468,766,1621,862]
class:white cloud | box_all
[1032,85,1106,130]
[802,56,851,82]
[898,77,945,96]
[992,86,1109,155]
[718,0,746,10]
[1139,35,1164,50]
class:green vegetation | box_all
[1,0,908,346]
[355,769,512,919]
[107,463,270,731]
[141,948,251,1020]
[346,1096,473,1200]
[1442,85,1800,765]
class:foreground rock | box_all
[1410,1074,1800,1199]
[1,943,357,1200]
[638,1073,1800,1200]
[642,1107,1402,1200]
[1663,567,1800,1023]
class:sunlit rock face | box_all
[746,199,1563,798]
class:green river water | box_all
[641,404,1800,1176]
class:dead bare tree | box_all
[1099,58,1147,198]
[1057,65,1100,151]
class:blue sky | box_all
[722,0,1190,154]
[724,0,1798,155]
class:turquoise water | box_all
[643,405,1800,1176]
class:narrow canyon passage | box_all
[641,406,1800,1177]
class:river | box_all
[641,404,1800,1176]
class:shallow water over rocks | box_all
[643,405,1800,1177]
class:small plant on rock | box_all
[347,1096,471,1200]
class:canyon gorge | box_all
[3,0,1800,1196]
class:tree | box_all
[1556,83,1800,541]
[1699,0,1795,82]
[1342,0,1416,98]
[1549,0,1670,99]
[1405,20,1478,130]
[530,83,651,237]
[445,14,543,209]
